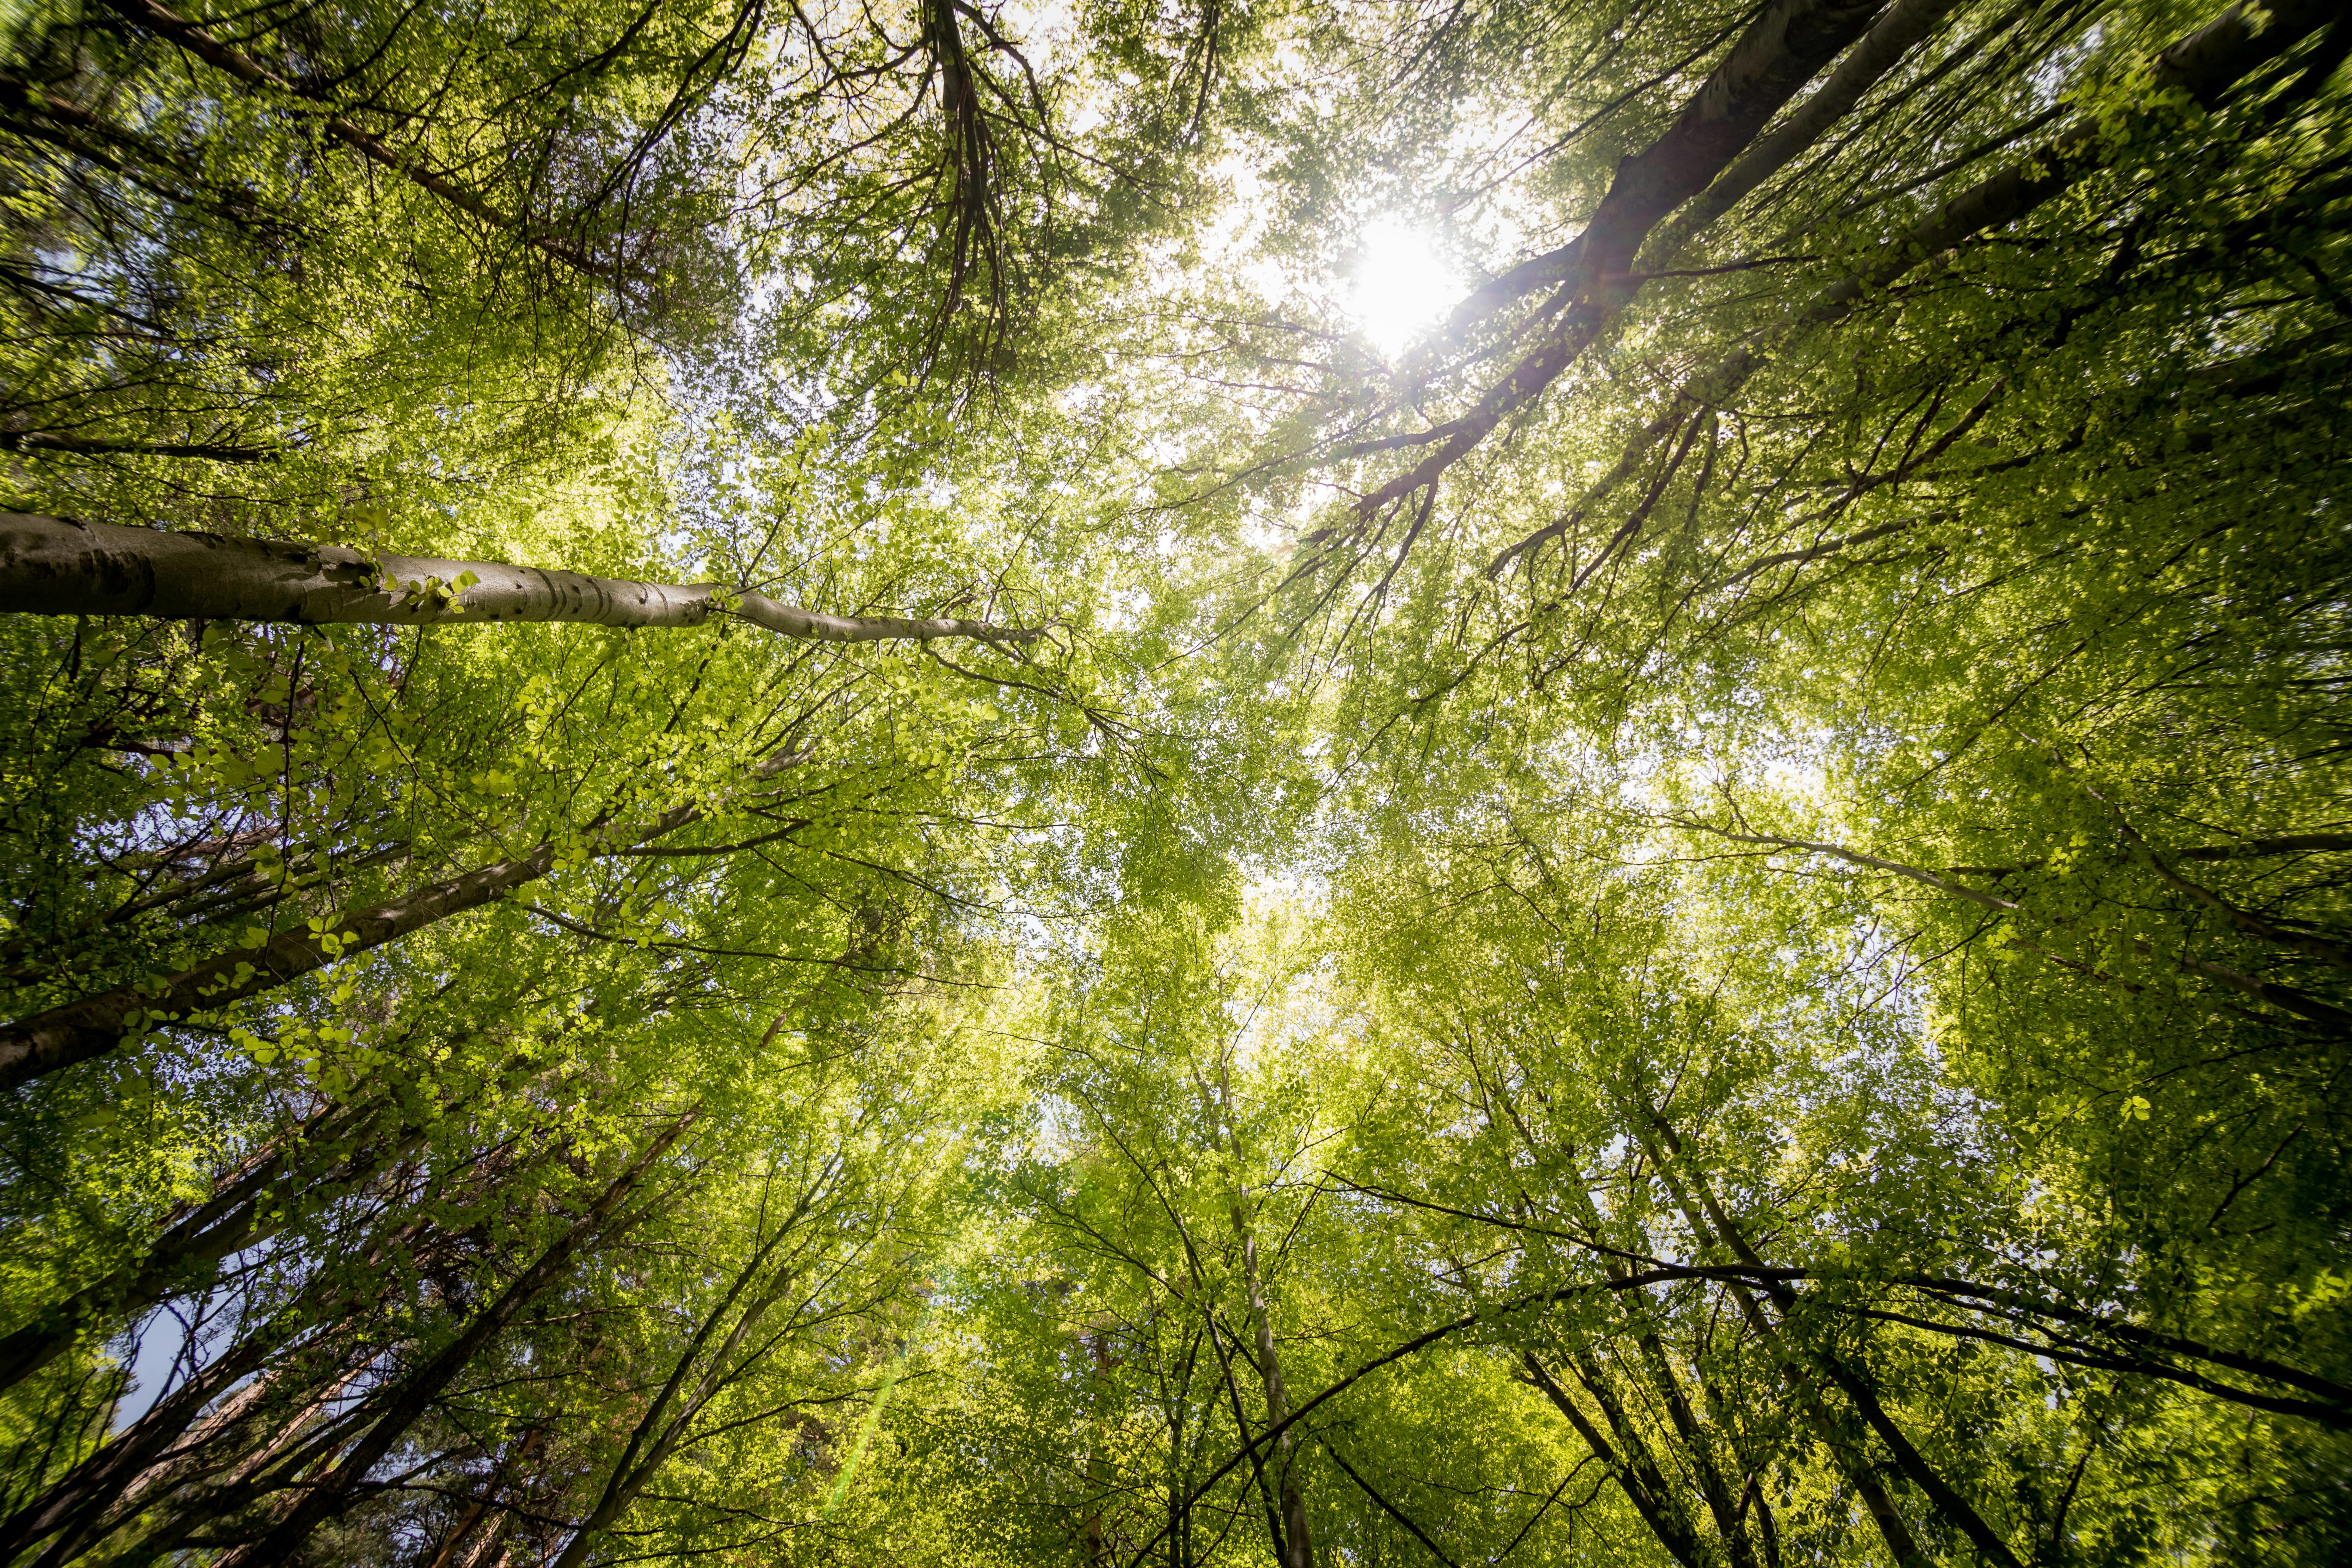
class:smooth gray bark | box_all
[0,514,1040,645]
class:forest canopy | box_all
[0,1,2346,1565]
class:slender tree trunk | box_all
[549,1182,816,1568]
[0,749,809,1091]
[1232,1201,1311,1568]
[1551,1165,1757,1568]
[1640,1112,2023,1568]
[1209,1062,1311,1568]
[1496,1082,1759,1568]
[67,1357,379,1568]
[0,1095,393,1393]
[2,1214,429,1565]
[420,1422,551,1568]
[1203,1303,1289,1556]
[210,1109,699,1565]
[0,514,1041,645]
[1649,0,1967,260]
[1626,1311,1756,1568]
[0,836,410,988]
[1520,1353,1705,1568]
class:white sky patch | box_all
[1347,220,1458,359]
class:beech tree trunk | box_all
[0,514,1041,645]
[1352,0,1887,515]
[1648,0,1967,260]
[1641,1112,2023,1568]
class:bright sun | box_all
[1347,219,1458,359]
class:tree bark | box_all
[0,1217,431,1563]
[1234,1203,1312,1568]
[1648,0,1967,261]
[0,836,411,989]
[1640,1112,2022,1568]
[0,514,1041,645]
[420,1422,550,1568]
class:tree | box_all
[3,1,2348,1564]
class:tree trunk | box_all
[1488,0,2337,578]
[1353,0,1888,515]
[0,513,1041,645]
[0,749,809,1092]
[0,1095,394,1393]
[420,1422,551,1568]
[1207,1062,1311,1568]
[1520,1353,1705,1568]
[0,836,410,989]
[1648,0,1967,261]
[0,1218,430,1564]
[550,1182,816,1568]
[1551,1157,1758,1568]
[211,1108,698,1565]
[1233,1203,1311,1568]
[1641,1112,2022,1568]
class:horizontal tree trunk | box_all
[0,514,1041,645]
